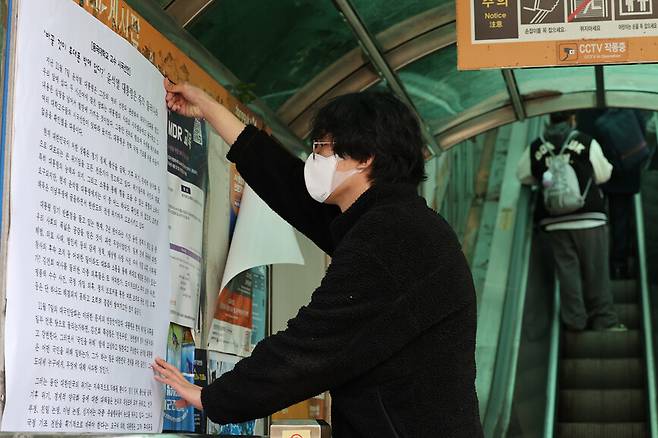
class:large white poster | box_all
[3,0,170,432]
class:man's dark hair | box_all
[310,91,426,186]
[549,110,576,124]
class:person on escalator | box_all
[516,111,626,332]
[589,109,650,279]
[151,79,484,437]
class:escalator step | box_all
[558,422,647,438]
[612,280,638,304]
[614,303,641,329]
[559,389,646,422]
[563,330,641,359]
[560,358,644,389]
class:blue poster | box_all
[207,351,256,435]
[163,324,195,432]
[250,266,268,349]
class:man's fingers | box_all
[153,358,189,385]
[153,374,165,384]
[153,369,182,385]
[156,357,180,373]
[151,363,165,375]
[152,358,169,371]
[164,77,182,93]
[152,361,178,382]
[154,356,171,367]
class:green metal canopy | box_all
[153,0,658,151]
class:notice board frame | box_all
[0,0,15,420]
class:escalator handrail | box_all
[480,186,534,436]
[633,194,658,436]
[543,281,560,438]
[498,187,535,436]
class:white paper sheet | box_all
[220,184,305,290]
[168,171,205,328]
[207,184,304,356]
[3,0,170,432]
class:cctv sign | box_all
[458,1,657,69]
[557,40,630,63]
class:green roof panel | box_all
[352,0,452,35]
[188,1,359,110]
[516,66,596,96]
[397,45,508,130]
[604,64,658,93]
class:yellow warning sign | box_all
[458,0,658,69]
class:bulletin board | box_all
[0,0,287,433]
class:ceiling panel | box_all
[516,66,596,96]
[352,0,453,35]
[397,44,509,130]
[604,64,658,94]
[188,0,359,110]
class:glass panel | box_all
[396,45,509,129]
[516,66,596,96]
[352,0,452,35]
[188,1,359,110]
[604,64,658,92]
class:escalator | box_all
[552,196,658,438]
[504,194,657,438]
[557,279,648,437]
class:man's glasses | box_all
[311,140,335,158]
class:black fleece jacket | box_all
[200,125,482,438]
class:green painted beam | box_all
[471,124,511,305]
[462,130,496,262]
[475,120,528,420]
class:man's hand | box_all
[152,356,203,410]
[164,78,210,119]
[163,78,246,145]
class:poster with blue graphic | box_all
[207,351,256,435]
[250,265,268,350]
[163,324,195,432]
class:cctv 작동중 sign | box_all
[458,0,658,69]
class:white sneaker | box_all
[603,323,628,332]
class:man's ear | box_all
[358,156,374,171]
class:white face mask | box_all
[304,154,360,203]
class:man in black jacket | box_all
[153,79,483,437]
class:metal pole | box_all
[595,65,606,109]
[633,194,658,437]
[331,0,441,156]
[502,69,526,121]
[164,0,215,28]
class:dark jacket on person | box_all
[200,125,483,437]
[579,109,647,194]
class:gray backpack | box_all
[541,131,592,216]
